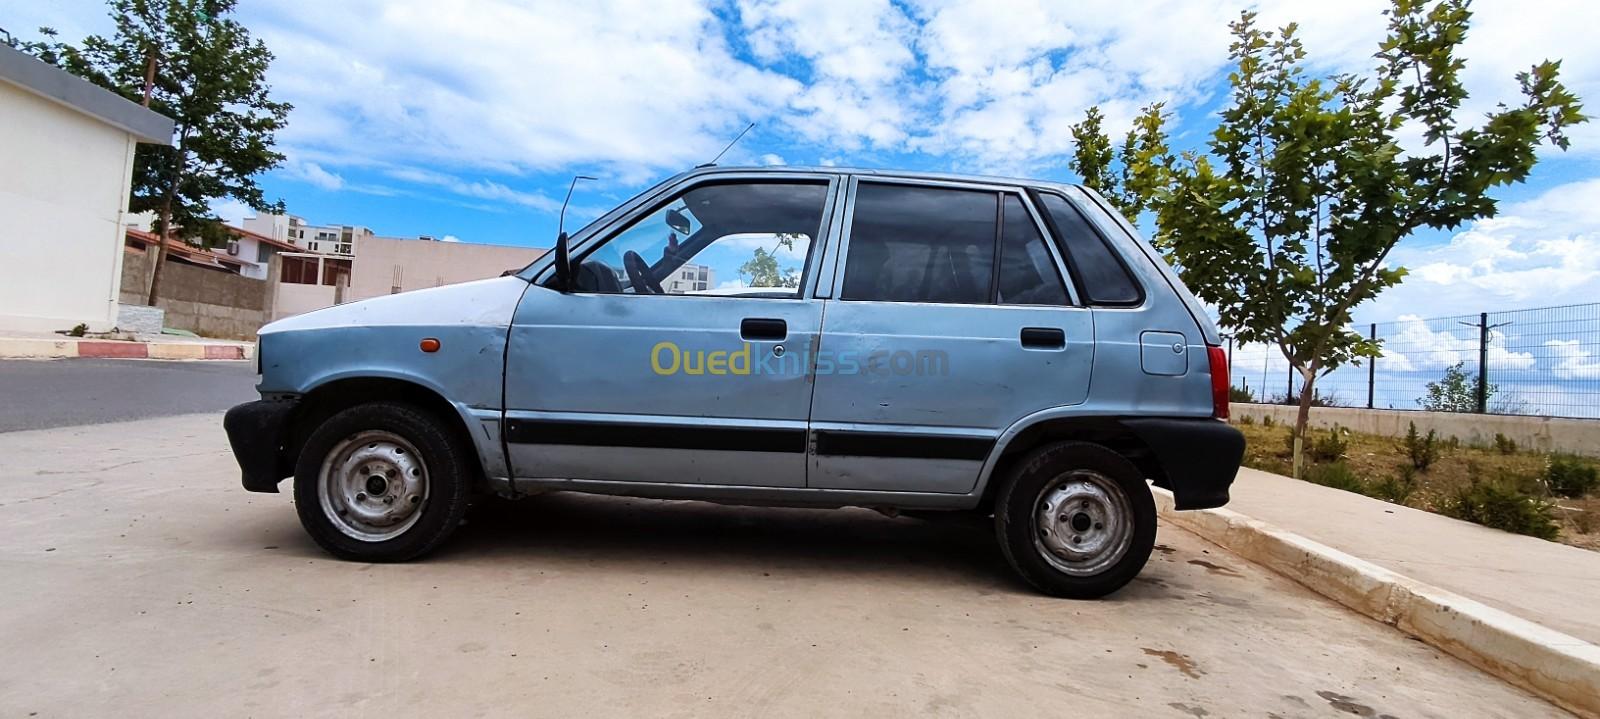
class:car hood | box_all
[261,276,530,335]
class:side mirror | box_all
[551,231,572,292]
[665,208,692,235]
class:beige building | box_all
[0,43,174,332]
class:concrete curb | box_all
[1154,488,1600,719]
[0,337,252,361]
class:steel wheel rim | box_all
[318,430,429,542]
[1031,469,1134,576]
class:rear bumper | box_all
[223,399,298,493]
[1123,417,1243,510]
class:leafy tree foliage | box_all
[738,234,801,289]
[1418,361,1495,412]
[1069,104,1169,221]
[13,1,291,305]
[1068,0,1583,476]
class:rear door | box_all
[807,177,1094,494]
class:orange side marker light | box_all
[420,338,441,353]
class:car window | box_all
[573,182,827,297]
[997,195,1070,305]
[841,183,997,304]
[1036,192,1142,305]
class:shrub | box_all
[1236,415,1256,426]
[1310,425,1349,463]
[1262,415,1275,428]
[1545,455,1599,498]
[1230,383,1257,403]
[1442,476,1559,540]
[1401,422,1440,472]
[1306,462,1365,493]
[1494,433,1518,456]
[1370,465,1417,505]
[67,323,88,337]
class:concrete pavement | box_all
[0,413,1565,717]
[0,359,259,432]
[1222,467,1600,646]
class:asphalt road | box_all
[0,358,259,432]
[0,413,1564,717]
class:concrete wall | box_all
[0,81,136,332]
[348,236,543,302]
[119,250,268,340]
[1233,403,1600,458]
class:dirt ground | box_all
[0,413,1568,717]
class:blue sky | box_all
[5,0,1600,330]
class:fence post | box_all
[1367,323,1376,409]
[1476,312,1489,414]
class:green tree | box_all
[1418,361,1496,412]
[1072,0,1583,477]
[16,1,291,305]
[1068,104,1169,221]
[739,234,801,289]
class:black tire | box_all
[293,401,473,562]
[994,441,1156,599]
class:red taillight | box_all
[1207,345,1230,419]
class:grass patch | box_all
[1235,419,1600,550]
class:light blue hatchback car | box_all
[225,166,1244,598]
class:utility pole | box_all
[1458,313,1513,414]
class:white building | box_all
[244,212,372,256]
[664,263,715,294]
[271,235,543,320]
[0,43,174,332]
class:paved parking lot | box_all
[0,413,1565,717]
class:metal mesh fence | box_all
[1226,302,1600,419]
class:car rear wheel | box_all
[293,402,472,562]
[994,441,1155,598]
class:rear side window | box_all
[997,196,1069,305]
[842,183,996,304]
[1036,192,1142,305]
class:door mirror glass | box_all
[665,208,693,236]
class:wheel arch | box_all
[288,374,493,488]
[974,413,1168,512]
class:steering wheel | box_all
[623,250,664,294]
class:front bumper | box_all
[1123,417,1244,510]
[223,399,299,493]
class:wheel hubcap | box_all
[319,430,429,542]
[1032,470,1133,576]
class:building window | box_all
[280,256,319,284]
[322,258,353,287]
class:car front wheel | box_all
[994,441,1156,598]
[293,402,473,562]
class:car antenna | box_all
[698,122,755,168]
[558,174,597,237]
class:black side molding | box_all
[1122,417,1243,510]
[223,399,299,493]
[505,419,806,454]
[813,430,993,460]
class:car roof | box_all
[678,164,1083,193]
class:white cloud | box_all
[208,198,253,226]
[1546,339,1600,380]
[252,0,800,183]
[758,153,786,166]
[1381,315,1536,373]
[282,158,344,191]
[1363,179,1600,322]
[440,235,463,243]
[385,167,559,212]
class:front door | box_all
[504,177,837,488]
[808,179,1094,494]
